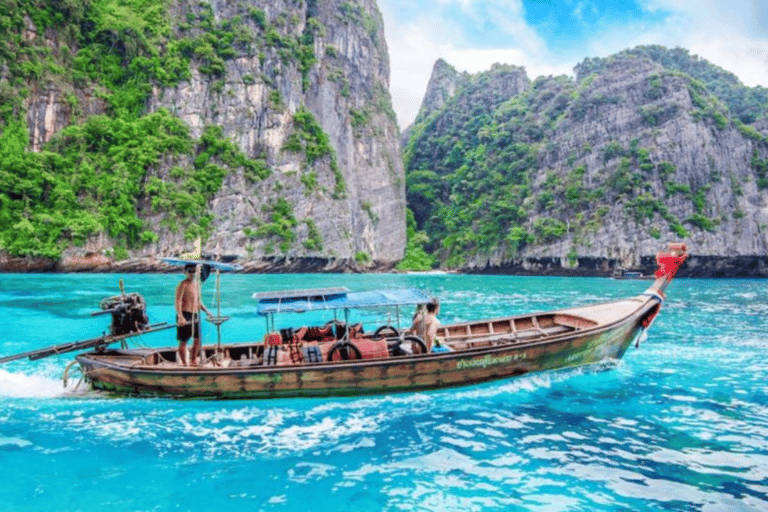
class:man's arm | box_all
[426,318,439,345]
[196,286,212,317]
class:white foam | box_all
[0,436,32,449]
[0,368,87,399]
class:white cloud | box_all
[485,5,549,54]
[632,0,768,86]
[381,20,452,129]
[585,4,768,88]
[380,0,559,128]
[639,0,768,35]
[380,4,464,128]
[687,38,768,88]
[445,48,572,79]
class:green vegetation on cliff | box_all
[283,107,346,199]
[405,68,539,267]
[0,0,349,259]
[576,45,768,125]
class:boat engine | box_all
[99,293,150,336]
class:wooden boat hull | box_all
[75,294,660,399]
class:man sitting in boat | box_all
[175,264,213,365]
[408,299,440,351]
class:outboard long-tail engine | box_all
[99,293,149,336]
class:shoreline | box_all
[462,254,768,279]
[0,253,766,278]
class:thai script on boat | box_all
[456,353,526,370]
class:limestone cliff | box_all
[149,0,404,269]
[404,48,768,276]
[1,0,405,271]
[399,59,469,147]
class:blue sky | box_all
[379,0,768,127]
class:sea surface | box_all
[1,273,767,512]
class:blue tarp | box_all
[254,288,432,316]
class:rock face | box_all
[537,57,768,262]
[400,59,469,147]
[12,0,405,271]
[151,0,404,267]
[416,59,467,121]
[16,20,110,153]
[403,49,768,276]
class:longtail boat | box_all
[0,244,688,399]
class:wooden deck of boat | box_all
[561,296,649,324]
[437,296,647,349]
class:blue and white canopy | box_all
[253,287,432,316]
[161,257,242,272]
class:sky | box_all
[378,0,768,128]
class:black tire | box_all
[373,325,399,340]
[402,335,427,355]
[324,319,347,339]
[327,341,362,361]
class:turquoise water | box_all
[1,273,767,511]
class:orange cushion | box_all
[354,339,389,360]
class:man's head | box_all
[426,298,440,314]
[184,263,197,277]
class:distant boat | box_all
[1,245,689,399]
[611,269,655,280]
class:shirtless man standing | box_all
[175,264,212,365]
[408,298,440,351]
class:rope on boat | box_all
[125,330,152,349]
[62,360,84,390]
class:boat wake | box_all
[0,367,92,399]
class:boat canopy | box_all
[161,257,242,272]
[254,287,432,316]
